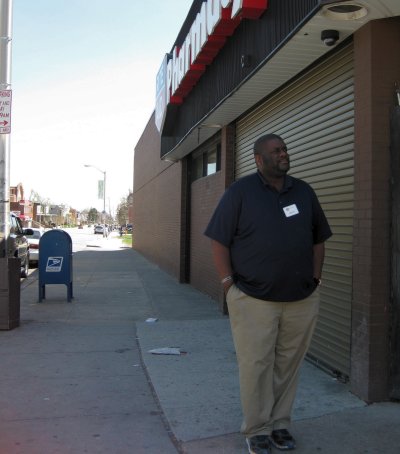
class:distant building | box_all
[10,183,33,225]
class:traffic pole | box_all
[0,0,20,331]
[0,0,12,259]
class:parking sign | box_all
[0,90,11,134]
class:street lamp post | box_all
[84,164,106,216]
[0,0,12,260]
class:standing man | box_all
[205,134,332,454]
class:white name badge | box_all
[283,204,299,217]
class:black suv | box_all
[9,212,33,277]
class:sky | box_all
[10,0,193,214]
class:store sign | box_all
[155,0,268,132]
[155,55,169,132]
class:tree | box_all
[88,208,99,223]
[29,190,51,208]
[116,196,129,226]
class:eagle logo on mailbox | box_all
[46,256,64,272]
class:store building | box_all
[133,0,400,402]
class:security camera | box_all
[321,29,339,46]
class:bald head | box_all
[254,134,284,155]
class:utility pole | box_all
[0,0,19,331]
[0,0,12,259]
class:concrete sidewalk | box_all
[138,321,399,454]
[1,232,399,453]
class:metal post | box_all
[103,170,106,214]
[0,0,19,330]
[0,0,12,259]
[84,164,107,217]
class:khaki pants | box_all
[226,284,320,437]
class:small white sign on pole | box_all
[0,90,12,134]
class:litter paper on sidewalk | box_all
[148,347,183,355]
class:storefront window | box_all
[207,150,217,175]
[192,144,221,182]
[192,154,205,181]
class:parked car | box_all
[9,212,33,277]
[94,224,109,237]
[94,224,104,235]
[24,227,45,266]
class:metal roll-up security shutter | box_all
[235,44,354,377]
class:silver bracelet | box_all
[221,275,233,285]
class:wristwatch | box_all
[313,277,322,286]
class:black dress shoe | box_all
[246,435,272,454]
[269,429,296,450]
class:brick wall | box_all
[190,172,225,304]
[352,17,400,401]
[133,113,183,280]
[190,125,236,310]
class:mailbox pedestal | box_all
[39,230,73,302]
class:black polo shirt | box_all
[204,172,332,302]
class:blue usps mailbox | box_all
[38,230,73,302]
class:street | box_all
[25,226,125,278]
[57,225,124,253]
